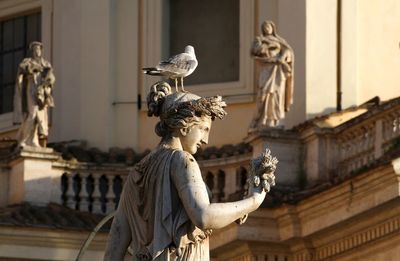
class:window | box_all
[0,12,41,114]
[142,0,254,103]
[168,0,239,85]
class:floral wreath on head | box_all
[147,81,227,121]
[165,95,227,121]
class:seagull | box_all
[142,45,198,92]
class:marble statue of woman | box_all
[13,41,55,147]
[104,82,276,261]
[249,20,294,129]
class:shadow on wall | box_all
[306,107,337,120]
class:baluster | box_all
[356,129,363,155]
[360,128,367,166]
[387,117,392,139]
[346,140,351,160]
[350,134,356,157]
[391,115,397,138]
[106,175,115,213]
[370,123,375,149]
[92,173,102,213]
[211,172,219,202]
[364,128,369,152]
[382,117,388,143]
[338,137,344,161]
[395,112,400,137]
[79,172,90,212]
[340,140,347,162]
[66,173,76,209]
[338,139,345,163]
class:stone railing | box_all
[381,108,400,153]
[53,152,252,214]
[53,161,130,214]
[336,122,376,175]
[335,104,400,176]
[297,98,400,183]
[198,152,252,203]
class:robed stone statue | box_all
[249,20,294,130]
[13,41,55,148]
[104,81,277,260]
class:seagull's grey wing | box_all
[157,53,197,74]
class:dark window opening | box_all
[168,0,239,85]
[0,11,41,114]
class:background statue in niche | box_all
[13,41,55,148]
[249,20,294,130]
[104,81,277,261]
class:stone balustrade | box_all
[297,99,400,183]
[53,152,252,214]
[336,122,376,175]
[46,99,400,214]
[336,104,400,176]
[3,99,399,215]
[382,109,400,153]
[198,152,252,203]
[54,162,130,214]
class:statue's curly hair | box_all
[147,81,227,137]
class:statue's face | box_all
[180,115,212,155]
[263,23,273,35]
[32,45,42,58]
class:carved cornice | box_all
[275,163,399,240]
[293,214,400,261]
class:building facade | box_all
[0,0,400,260]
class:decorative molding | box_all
[198,152,252,169]
[0,0,39,18]
[313,215,400,260]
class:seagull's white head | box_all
[184,45,195,56]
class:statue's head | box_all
[261,20,276,36]
[147,81,227,154]
[29,41,43,58]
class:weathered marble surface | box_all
[250,20,294,130]
[13,41,55,148]
[104,81,276,260]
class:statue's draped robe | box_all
[13,57,54,146]
[250,34,294,128]
[119,147,210,261]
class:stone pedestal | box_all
[1,146,63,206]
[245,128,302,186]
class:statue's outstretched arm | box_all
[104,207,131,261]
[171,151,266,230]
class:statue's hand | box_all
[27,63,43,74]
[261,172,275,192]
[235,214,248,225]
[254,56,278,63]
[249,149,278,193]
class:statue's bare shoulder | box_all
[170,150,204,192]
